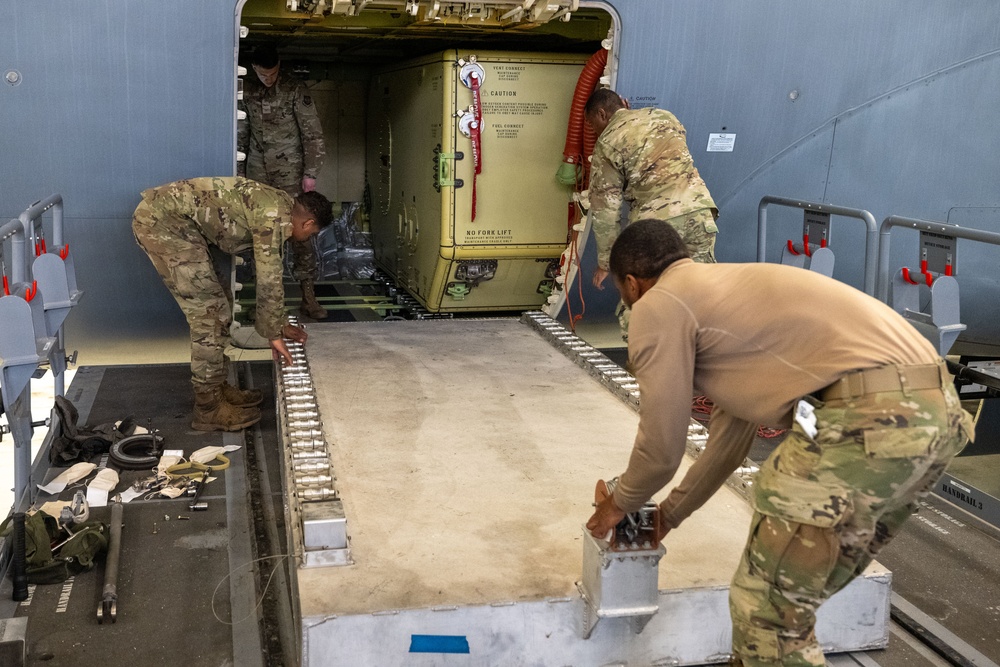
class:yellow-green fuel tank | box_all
[367,50,586,312]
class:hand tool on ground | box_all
[188,469,210,511]
[58,489,90,529]
[97,499,123,624]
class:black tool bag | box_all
[48,395,137,466]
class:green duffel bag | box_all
[1,511,109,585]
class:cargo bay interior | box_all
[2,1,1000,666]
[235,1,617,320]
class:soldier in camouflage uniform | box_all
[587,220,974,666]
[238,43,328,320]
[585,89,719,336]
[132,177,332,431]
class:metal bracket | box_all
[445,282,471,300]
[579,529,664,640]
[892,270,966,355]
[434,149,464,189]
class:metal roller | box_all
[292,459,331,474]
[288,428,324,440]
[298,486,338,502]
[285,409,319,420]
[286,418,322,429]
[291,449,329,460]
[295,473,334,486]
[289,437,324,449]
[285,398,319,408]
[290,441,326,454]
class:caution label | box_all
[482,101,549,116]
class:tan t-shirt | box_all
[614,259,940,527]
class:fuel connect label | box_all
[494,123,524,140]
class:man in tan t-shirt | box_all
[586,220,974,667]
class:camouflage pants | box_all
[617,208,718,337]
[132,200,232,390]
[265,181,318,282]
[674,207,718,264]
[730,367,973,666]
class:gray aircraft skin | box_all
[2,1,999,355]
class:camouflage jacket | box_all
[238,75,325,187]
[589,107,716,269]
[140,177,293,339]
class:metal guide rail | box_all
[275,316,350,568]
[520,311,758,502]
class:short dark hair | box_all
[296,191,334,229]
[584,88,625,119]
[609,220,691,280]
[251,44,280,68]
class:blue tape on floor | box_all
[409,634,470,654]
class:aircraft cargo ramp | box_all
[283,315,890,665]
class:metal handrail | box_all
[757,195,878,296]
[0,194,64,285]
[876,215,1000,303]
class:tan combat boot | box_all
[222,381,263,407]
[299,279,327,320]
[192,386,261,432]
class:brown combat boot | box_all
[299,279,327,320]
[192,386,261,432]
[221,381,263,407]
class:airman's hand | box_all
[282,323,308,344]
[586,492,626,540]
[270,338,293,366]
[592,267,609,290]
